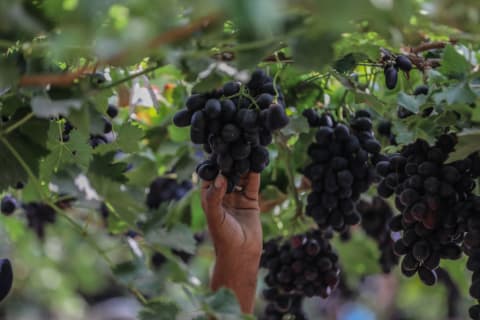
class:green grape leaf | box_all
[88,152,129,183]
[116,122,144,152]
[397,92,426,113]
[94,122,144,154]
[87,174,143,228]
[145,224,196,255]
[202,288,242,317]
[41,125,92,180]
[333,52,369,73]
[433,82,477,105]
[438,44,471,79]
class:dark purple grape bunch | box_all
[302,110,382,232]
[381,49,413,90]
[397,85,431,119]
[1,195,17,216]
[173,69,289,193]
[261,288,306,320]
[377,134,475,284]
[456,196,480,319]
[356,197,399,273]
[146,177,192,210]
[261,230,340,299]
[23,202,56,240]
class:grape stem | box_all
[272,52,286,103]
[2,112,34,135]
[240,88,261,110]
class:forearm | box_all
[210,251,261,314]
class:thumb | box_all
[201,174,227,225]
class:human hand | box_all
[201,173,262,257]
[201,173,262,313]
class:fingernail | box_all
[214,175,223,189]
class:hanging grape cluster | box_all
[261,230,340,304]
[302,110,382,232]
[173,70,289,192]
[356,197,399,273]
[377,134,476,285]
[381,51,412,90]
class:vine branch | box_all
[17,13,222,88]
[408,40,454,54]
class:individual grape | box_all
[190,111,206,144]
[204,99,221,118]
[220,99,236,121]
[395,55,412,72]
[196,160,219,181]
[231,141,251,160]
[0,258,13,303]
[106,104,119,118]
[1,195,17,215]
[414,85,429,96]
[267,104,289,130]
[302,108,321,127]
[223,81,240,96]
[250,147,270,173]
[419,266,437,286]
[256,93,274,109]
[237,108,258,129]
[186,94,206,112]
[221,124,241,142]
[173,109,192,127]
[384,65,398,89]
